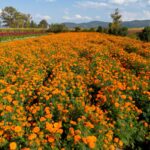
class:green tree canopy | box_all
[0,6,31,28]
[108,8,128,36]
[48,24,68,33]
[38,19,49,28]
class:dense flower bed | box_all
[0,33,149,150]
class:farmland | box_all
[0,28,47,42]
[0,32,150,150]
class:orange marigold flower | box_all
[40,117,46,122]
[48,136,55,143]
[114,137,119,143]
[9,142,17,150]
[114,102,119,108]
[33,127,40,133]
[70,121,77,125]
[109,145,115,150]
[74,135,81,143]
[28,133,37,140]
[121,95,126,99]
[14,126,22,132]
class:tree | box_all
[139,26,150,42]
[0,6,31,28]
[111,8,122,28]
[108,8,128,36]
[96,26,103,32]
[30,20,37,28]
[38,19,49,28]
[0,6,17,27]
[74,26,81,32]
[48,24,68,33]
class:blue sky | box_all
[0,0,150,23]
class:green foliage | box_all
[139,26,150,42]
[38,19,49,28]
[96,26,103,32]
[74,26,81,32]
[124,45,138,53]
[0,6,31,28]
[48,23,69,33]
[30,20,38,28]
[108,9,128,36]
[88,27,96,32]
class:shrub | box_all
[124,44,138,53]
[139,26,150,42]
[108,26,128,36]
[48,23,69,33]
[96,26,103,33]
[74,26,81,32]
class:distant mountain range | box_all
[63,20,150,28]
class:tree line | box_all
[0,6,149,41]
[0,6,49,28]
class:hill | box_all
[63,20,150,28]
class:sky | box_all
[0,0,150,23]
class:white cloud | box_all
[63,14,93,21]
[63,16,72,20]
[0,9,2,14]
[35,14,51,20]
[122,11,139,21]
[76,1,108,9]
[142,10,150,19]
[109,0,138,5]
[122,10,150,21]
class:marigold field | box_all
[0,32,150,150]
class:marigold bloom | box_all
[74,135,81,143]
[9,142,17,150]
[48,136,55,143]
[33,127,40,133]
[28,133,37,140]
[119,140,123,147]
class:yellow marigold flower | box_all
[9,142,17,150]
[109,145,115,150]
[119,140,123,147]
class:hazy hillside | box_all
[63,20,150,28]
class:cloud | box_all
[35,14,51,21]
[122,10,150,21]
[142,10,150,19]
[76,1,108,9]
[109,0,139,5]
[63,14,93,21]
